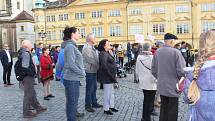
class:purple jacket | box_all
[183,60,215,121]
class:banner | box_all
[135,34,144,43]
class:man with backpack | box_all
[16,40,47,118]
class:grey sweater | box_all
[151,45,186,97]
[63,40,85,81]
[82,43,99,73]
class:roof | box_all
[12,11,34,22]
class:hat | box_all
[164,33,178,40]
[155,40,164,46]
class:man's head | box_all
[86,33,96,45]
[3,44,9,50]
[164,33,178,47]
[181,41,186,47]
[38,42,43,48]
[22,40,33,51]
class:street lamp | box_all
[38,30,46,45]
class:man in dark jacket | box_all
[0,44,13,87]
[20,40,47,118]
[152,33,186,121]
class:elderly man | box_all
[82,33,102,112]
[152,33,186,121]
[19,40,47,118]
[0,44,13,87]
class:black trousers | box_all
[3,63,12,84]
[159,95,179,121]
[142,90,156,121]
[118,57,124,67]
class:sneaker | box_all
[36,106,47,114]
[44,96,50,100]
[85,106,95,112]
[23,111,37,118]
[47,94,55,98]
[104,110,113,115]
[92,104,103,108]
[110,108,118,112]
[76,112,84,117]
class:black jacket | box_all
[0,50,13,66]
[98,51,117,84]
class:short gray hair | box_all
[86,33,95,42]
[138,43,152,55]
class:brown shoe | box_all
[36,106,47,114]
[23,111,37,118]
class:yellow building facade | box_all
[33,0,215,48]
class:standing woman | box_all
[136,43,157,121]
[40,47,55,100]
[98,39,118,115]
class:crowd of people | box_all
[0,26,215,121]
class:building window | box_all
[152,7,165,14]
[79,28,86,38]
[202,21,215,32]
[177,23,189,34]
[91,27,103,37]
[47,16,51,22]
[109,9,121,17]
[153,24,165,34]
[129,24,143,35]
[176,5,189,13]
[201,3,215,12]
[51,15,55,21]
[59,14,63,21]
[109,25,121,36]
[21,26,24,31]
[64,14,69,21]
[17,2,20,10]
[60,30,64,40]
[47,31,51,40]
[75,12,85,20]
[129,8,142,15]
[92,11,103,18]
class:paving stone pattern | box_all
[0,60,189,121]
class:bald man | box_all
[0,44,13,87]
[19,40,47,118]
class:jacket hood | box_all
[61,40,76,49]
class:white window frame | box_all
[109,25,121,36]
[153,24,165,34]
[79,28,86,38]
[109,9,121,17]
[176,5,189,13]
[202,21,215,32]
[152,7,165,14]
[201,3,215,12]
[129,8,142,15]
[129,24,143,35]
[75,12,85,20]
[176,23,189,34]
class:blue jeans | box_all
[64,79,80,121]
[85,73,98,107]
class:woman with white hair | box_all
[183,30,215,121]
[135,43,157,121]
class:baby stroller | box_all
[124,59,136,74]
[116,64,127,78]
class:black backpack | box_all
[14,55,26,81]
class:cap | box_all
[164,33,178,40]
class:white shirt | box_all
[5,50,11,63]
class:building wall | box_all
[33,0,215,48]
[16,22,35,50]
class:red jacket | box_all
[40,54,54,82]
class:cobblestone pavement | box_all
[0,60,189,121]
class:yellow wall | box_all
[33,0,215,49]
